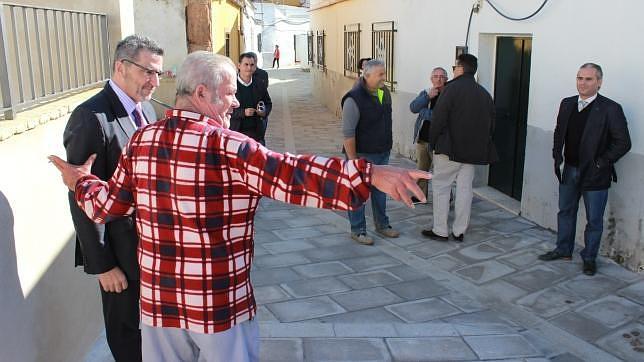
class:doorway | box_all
[488,36,532,200]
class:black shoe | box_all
[421,229,449,242]
[451,233,464,242]
[583,260,597,276]
[538,250,572,261]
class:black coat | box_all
[253,68,269,89]
[428,74,498,165]
[63,83,156,280]
[553,94,631,190]
[230,77,272,141]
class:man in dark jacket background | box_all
[424,53,497,242]
[230,52,272,144]
[539,63,631,276]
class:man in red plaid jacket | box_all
[50,51,429,361]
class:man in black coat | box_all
[63,35,163,361]
[539,63,631,276]
[230,52,272,144]
[424,53,497,243]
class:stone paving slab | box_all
[292,261,354,278]
[454,260,517,284]
[385,278,450,300]
[386,337,478,361]
[516,286,586,319]
[303,338,391,362]
[281,276,351,298]
[503,264,568,292]
[596,322,644,361]
[464,334,540,360]
[575,295,643,329]
[337,269,402,290]
[331,286,403,312]
[385,298,462,323]
[549,311,612,342]
[259,338,303,362]
[267,296,346,322]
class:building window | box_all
[343,23,361,78]
[316,30,326,70]
[225,32,231,57]
[372,21,397,91]
[258,33,262,52]
[307,31,314,65]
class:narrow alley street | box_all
[87,67,644,362]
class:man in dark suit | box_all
[539,63,631,276]
[230,52,272,144]
[63,35,164,361]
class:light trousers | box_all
[142,320,259,362]
[431,153,475,237]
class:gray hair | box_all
[176,51,236,97]
[580,63,603,80]
[432,67,448,76]
[113,35,164,69]
[363,59,385,76]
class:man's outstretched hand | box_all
[48,154,96,191]
[371,165,431,208]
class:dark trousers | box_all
[555,165,609,261]
[272,58,279,68]
[100,280,142,362]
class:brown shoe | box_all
[376,226,400,238]
[351,233,374,245]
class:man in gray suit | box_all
[63,35,163,361]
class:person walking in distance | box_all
[272,45,280,69]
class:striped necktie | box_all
[132,105,145,128]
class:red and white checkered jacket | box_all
[75,109,372,333]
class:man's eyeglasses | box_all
[452,65,462,71]
[121,59,163,79]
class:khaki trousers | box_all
[415,141,432,196]
[431,153,475,237]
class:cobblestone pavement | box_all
[87,67,644,362]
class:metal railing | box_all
[0,3,109,120]
[307,31,314,65]
[316,30,325,71]
[372,21,396,91]
[343,23,360,78]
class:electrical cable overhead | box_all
[485,0,549,21]
[465,0,550,47]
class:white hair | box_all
[176,51,236,97]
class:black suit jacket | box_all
[63,82,156,280]
[553,94,631,190]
